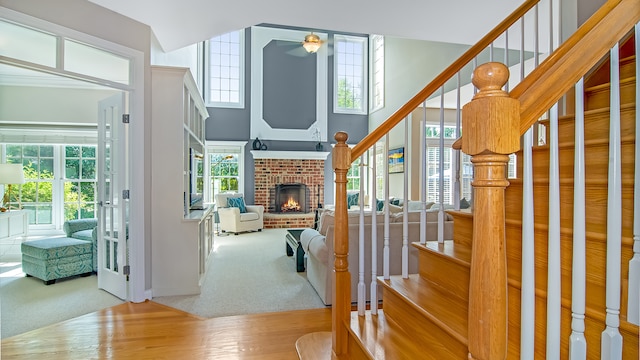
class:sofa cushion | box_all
[72,229,94,241]
[63,218,98,237]
[239,212,259,221]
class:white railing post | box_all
[569,78,587,360]
[357,154,366,315]
[370,146,378,315]
[627,21,640,327]
[601,43,623,360]
[437,87,445,244]
[546,103,561,360]
[402,117,409,278]
[521,126,536,360]
[420,101,427,244]
[384,134,390,279]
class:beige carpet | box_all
[0,262,124,339]
[1,228,325,339]
[152,228,327,317]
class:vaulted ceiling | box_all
[88,0,524,51]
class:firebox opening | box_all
[270,183,310,213]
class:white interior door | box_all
[97,93,128,300]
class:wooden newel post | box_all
[462,63,520,360]
[332,131,351,355]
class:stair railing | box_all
[330,0,640,359]
[331,0,546,355]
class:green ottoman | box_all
[21,237,93,285]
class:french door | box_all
[97,93,128,300]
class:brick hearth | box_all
[253,154,326,229]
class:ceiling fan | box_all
[302,33,323,53]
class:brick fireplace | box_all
[252,151,329,228]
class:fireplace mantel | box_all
[250,150,330,160]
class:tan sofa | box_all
[301,209,454,305]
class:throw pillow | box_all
[376,199,384,211]
[346,192,359,209]
[390,198,400,206]
[460,197,471,209]
[227,197,247,213]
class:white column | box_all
[569,78,587,359]
[601,43,623,360]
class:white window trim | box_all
[204,141,247,203]
[333,34,368,115]
[204,29,245,109]
[369,34,384,113]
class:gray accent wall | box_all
[205,26,368,204]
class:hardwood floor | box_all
[1,301,332,359]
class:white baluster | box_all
[627,21,640,327]
[357,154,366,315]
[384,134,390,279]
[569,78,587,359]
[420,100,427,244]
[546,103,561,360]
[402,117,409,278]
[546,2,561,358]
[437,87,445,244]
[370,146,378,315]
[453,73,461,210]
[601,42,623,360]
[521,125,536,359]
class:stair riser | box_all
[585,79,636,110]
[506,181,635,239]
[547,106,636,144]
[450,212,473,248]
[418,250,469,300]
[529,140,635,182]
[382,288,468,359]
[585,56,637,88]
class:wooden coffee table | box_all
[285,229,305,272]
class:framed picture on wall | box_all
[388,147,405,173]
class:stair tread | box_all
[379,273,468,343]
[348,309,462,359]
[414,240,472,266]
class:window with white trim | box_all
[334,35,367,114]
[3,144,98,228]
[370,35,384,112]
[205,30,244,108]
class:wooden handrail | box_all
[511,0,639,134]
[350,0,540,162]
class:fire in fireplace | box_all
[271,183,310,213]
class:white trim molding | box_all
[250,150,329,160]
[250,26,328,142]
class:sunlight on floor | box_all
[0,262,25,278]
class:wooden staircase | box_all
[340,30,638,360]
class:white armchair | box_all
[215,193,264,235]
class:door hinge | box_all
[123,265,130,276]
[122,190,130,199]
[122,114,130,123]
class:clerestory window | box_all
[205,30,245,108]
[334,34,368,114]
